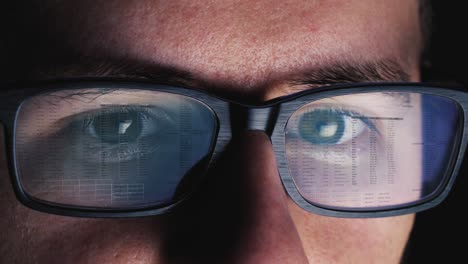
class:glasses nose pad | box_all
[170,104,281,206]
[229,104,280,137]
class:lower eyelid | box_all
[71,135,159,163]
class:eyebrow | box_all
[16,58,411,97]
[288,59,410,88]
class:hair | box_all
[419,0,433,65]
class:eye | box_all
[59,105,176,163]
[85,110,158,144]
[298,109,367,145]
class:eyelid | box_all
[17,105,169,144]
[347,112,379,136]
[80,105,165,128]
[53,105,172,132]
[293,103,382,135]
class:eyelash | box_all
[298,106,380,135]
[332,108,378,134]
[80,106,156,131]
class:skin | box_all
[0,0,423,263]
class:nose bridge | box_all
[226,130,309,263]
[229,104,280,137]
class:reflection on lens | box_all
[15,89,217,209]
[285,92,460,210]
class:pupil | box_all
[316,121,338,137]
[92,111,142,144]
[298,109,344,145]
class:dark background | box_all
[1,1,466,262]
[407,1,468,262]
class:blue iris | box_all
[88,111,143,144]
[298,109,346,145]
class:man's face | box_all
[0,0,422,263]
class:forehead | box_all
[5,0,420,91]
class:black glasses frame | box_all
[0,79,466,218]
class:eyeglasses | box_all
[0,79,466,218]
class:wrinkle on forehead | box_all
[16,0,421,89]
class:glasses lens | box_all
[15,88,217,209]
[285,92,461,210]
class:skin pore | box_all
[0,0,423,263]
